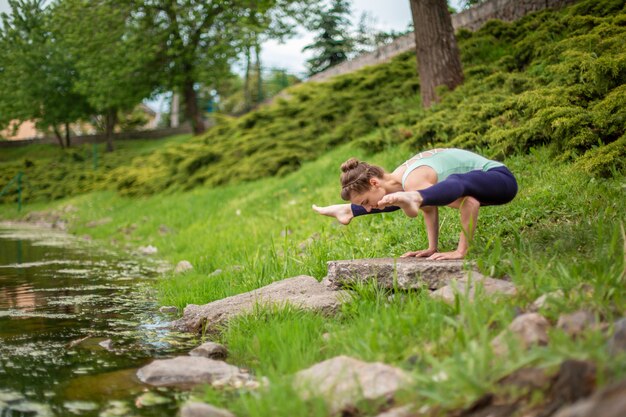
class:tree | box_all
[0,0,92,147]
[52,0,162,151]
[409,0,464,108]
[303,0,354,76]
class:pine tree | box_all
[303,0,354,76]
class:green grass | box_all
[1,142,623,415]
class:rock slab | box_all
[180,402,236,417]
[189,342,228,360]
[491,313,550,356]
[323,257,471,290]
[136,356,250,387]
[173,275,349,333]
[293,355,411,414]
[429,271,517,304]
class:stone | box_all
[159,306,178,314]
[173,275,349,333]
[180,402,236,417]
[429,271,517,304]
[138,245,158,255]
[175,260,193,274]
[136,356,251,387]
[323,257,473,290]
[491,313,550,356]
[209,269,223,276]
[293,355,411,414]
[552,379,626,417]
[86,217,113,228]
[98,339,114,351]
[374,405,414,417]
[557,310,596,337]
[607,317,626,356]
[189,342,228,360]
[529,290,565,312]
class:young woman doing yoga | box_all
[312,148,518,260]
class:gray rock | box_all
[552,379,626,417]
[529,290,565,312]
[374,405,414,417]
[86,217,113,228]
[175,260,193,274]
[159,306,178,314]
[136,356,250,388]
[429,271,516,304]
[189,342,228,360]
[173,275,349,333]
[608,317,626,356]
[180,402,236,417]
[209,269,223,277]
[138,245,158,255]
[98,339,114,351]
[491,313,550,356]
[557,310,596,337]
[293,355,411,414]
[323,257,472,290]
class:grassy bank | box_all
[1,142,624,415]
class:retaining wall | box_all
[308,0,579,82]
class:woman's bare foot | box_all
[377,191,423,217]
[312,204,353,225]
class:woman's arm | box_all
[401,206,438,257]
[429,196,480,260]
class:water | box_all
[0,225,198,417]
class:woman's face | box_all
[350,178,386,212]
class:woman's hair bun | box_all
[341,158,360,173]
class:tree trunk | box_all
[104,109,116,152]
[64,121,71,148]
[244,45,252,111]
[183,78,205,135]
[409,0,464,108]
[255,40,263,104]
[52,125,65,148]
[171,91,180,127]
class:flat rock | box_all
[323,258,472,290]
[429,271,516,304]
[491,313,550,356]
[180,402,236,417]
[175,260,194,274]
[374,405,414,417]
[528,290,565,312]
[557,310,596,337]
[607,317,626,356]
[172,275,349,333]
[293,355,411,414]
[136,356,251,387]
[189,342,228,360]
[552,379,626,417]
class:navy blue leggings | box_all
[351,166,517,216]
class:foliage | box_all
[98,0,626,199]
[303,0,354,75]
[0,0,91,141]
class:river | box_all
[0,224,197,417]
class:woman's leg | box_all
[312,203,400,225]
[418,166,518,207]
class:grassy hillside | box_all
[107,0,626,196]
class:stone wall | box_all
[308,0,579,83]
[0,125,192,149]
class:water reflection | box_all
[0,225,197,417]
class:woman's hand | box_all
[428,250,466,260]
[401,248,437,258]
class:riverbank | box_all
[1,142,625,416]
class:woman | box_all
[312,148,517,260]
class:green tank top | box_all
[401,148,504,189]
